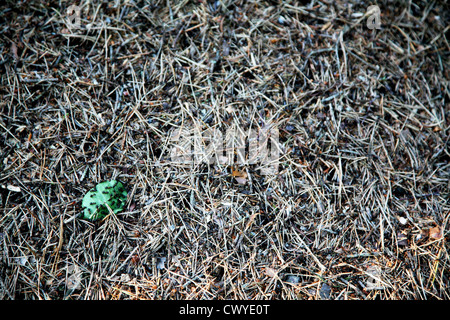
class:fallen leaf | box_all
[231,166,246,177]
[156,257,166,270]
[365,264,384,291]
[319,283,331,300]
[120,273,131,282]
[264,267,278,278]
[10,42,18,61]
[285,275,300,284]
[429,226,442,240]
[397,232,408,246]
[397,216,408,225]
[235,177,247,184]
[7,185,21,192]
[232,167,247,184]
[433,126,441,132]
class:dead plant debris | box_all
[0,0,449,300]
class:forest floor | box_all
[0,0,449,299]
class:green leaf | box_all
[81,180,127,221]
